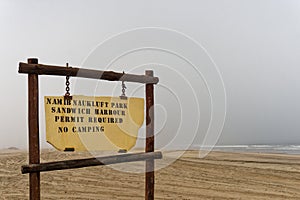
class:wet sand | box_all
[1,149,300,199]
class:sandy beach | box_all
[1,149,300,200]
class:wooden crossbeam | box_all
[19,62,159,84]
[22,151,162,174]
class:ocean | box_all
[210,145,300,155]
[163,145,300,155]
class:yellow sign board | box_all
[44,96,144,151]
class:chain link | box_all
[65,63,70,96]
[121,71,127,98]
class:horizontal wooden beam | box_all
[21,151,162,174]
[19,62,159,84]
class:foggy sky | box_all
[1,0,300,149]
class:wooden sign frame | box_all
[19,58,161,200]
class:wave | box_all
[190,145,300,155]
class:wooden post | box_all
[145,70,154,200]
[28,58,40,200]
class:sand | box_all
[1,149,300,200]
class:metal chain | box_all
[65,63,70,96]
[121,71,127,97]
